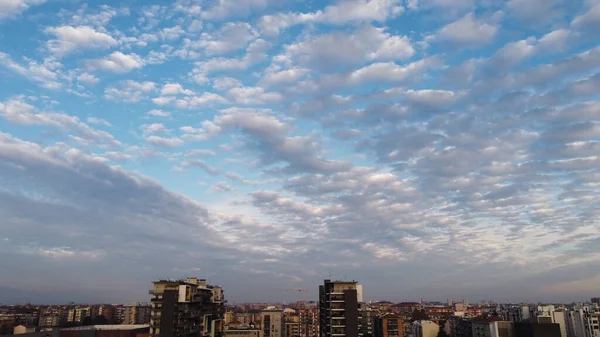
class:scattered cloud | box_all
[45,26,117,56]
[105,80,156,103]
[87,51,144,73]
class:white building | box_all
[411,320,439,337]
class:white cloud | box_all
[259,68,309,87]
[0,0,45,21]
[45,26,117,57]
[87,51,144,73]
[432,13,497,46]
[283,25,414,70]
[87,117,111,127]
[258,0,404,35]
[213,77,243,91]
[146,135,184,148]
[104,80,156,103]
[188,22,257,56]
[226,87,282,105]
[0,97,119,146]
[0,52,60,89]
[158,25,185,41]
[147,109,172,117]
[77,73,99,86]
[572,3,600,29]
[141,123,167,136]
[160,83,194,96]
[189,39,271,83]
[201,0,275,19]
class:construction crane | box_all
[286,288,308,292]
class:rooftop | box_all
[61,325,150,331]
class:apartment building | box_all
[260,308,284,337]
[149,277,224,337]
[123,303,152,325]
[373,313,403,337]
[318,280,362,337]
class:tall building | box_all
[124,303,152,325]
[149,277,225,337]
[260,308,284,337]
[285,314,301,337]
[515,322,561,337]
[318,280,362,337]
[411,321,439,337]
[534,306,566,337]
[374,313,403,337]
[591,299,600,306]
[358,307,376,337]
[471,317,513,337]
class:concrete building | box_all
[358,307,376,337]
[285,314,301,337]
[373,314,403,337]
[514,322,561,337]
[60,325,149,337]
[260,308,284,337]
[583,311,600,337]
[225,329,260,337]
[319,280,362,337]
[411,321,439,337]
[124,303,152,325]
[506,307,531,323]
[566,309,587,337]
[14,325,37,335]
[533,306,566,337]
[471,318,513,337]
[149,277,225,337]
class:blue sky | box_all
[1,0,600,304]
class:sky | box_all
[0,0,599,305]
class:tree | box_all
[410,309,430,322]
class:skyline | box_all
[1,0,600,305]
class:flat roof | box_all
[61,325,150,331]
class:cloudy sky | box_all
[1,0,600,305]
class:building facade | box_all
[411,321,439,337]
[149,277,225,337]
[318,280,362,337]
[124,303,152,325]
[373,314,403,337]
[260,308,284,337]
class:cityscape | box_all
[1,278,600,337]
[1,1,600,337]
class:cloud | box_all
[87,51,144,73]
[507,0,565,25]
[77,73,100,86]
[0,97,119,146]
[0,52,61,89]
[188,39,271,83]
[226,86,282,105]
[258,0,404,35]
[146,135,184,148]
[197,108,353,174]
[572,2,600,29]
[0,0,45,21]
[201,0,277,19]
[431,13,498,46]
[147,109,172,117]
[87,117,112,127]
[140,123,168,136]
[194,22,258,55]
[160,83,194,96]
[283,25,414,71]
[45,26,117,56]
[105,80,156,103]
[176,159,222,175]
